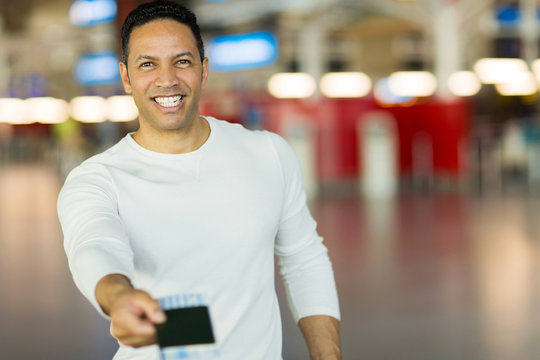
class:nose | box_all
[155,64,179,88]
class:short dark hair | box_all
[120,0,205,64]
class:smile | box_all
[153,95,184,108]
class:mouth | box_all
[153,95,185,108]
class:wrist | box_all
[310,347,342,360]
[312,353,341,360]
[95,274,134,315]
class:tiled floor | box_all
[2,163,540,359]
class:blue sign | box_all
[495,5,520,28]
[74,52,121,86]
[69,0,117,27]
[494,5,540,29]
[208,31,278,72]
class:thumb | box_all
[133,292,167,324]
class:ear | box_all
[201,57,209,89]
[119,62,132,94]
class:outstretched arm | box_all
[299,315,341,360]
[269,132,341,358]
[96,274,166,347]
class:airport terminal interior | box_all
[3,0,540,359]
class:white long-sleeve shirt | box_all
[57,116,340,360]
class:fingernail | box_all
[155,311,166,322]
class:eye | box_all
[177,59,192,67]
[140,62,154,68]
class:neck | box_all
[133,116,210,154]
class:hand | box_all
[108,289,167,347]
[95,274,166,348]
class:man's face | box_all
[120,19,208,134]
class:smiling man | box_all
[122,18,209,154]
[57,1,341,359]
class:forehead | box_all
[128,19,197,58]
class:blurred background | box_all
[2,0,540,359]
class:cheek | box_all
[129,76,152,95]
[186,73,204,90]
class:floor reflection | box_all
[2,163,540,359]
[470,198,539,360]
[0,164,117,360]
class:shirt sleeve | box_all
[57,162,135,317]
[268,132,341,323]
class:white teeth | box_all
[154,96,182,107]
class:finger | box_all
[111,316,157,345]
[108,290,165,347]
[131,292,166,324]
[114,309,156,335]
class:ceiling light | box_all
[388,71,437,97]
[373,78,415,106]
[447,71,482,97]
[106,96,138,122]
[320,72,372,98]
[530,59,540,82]
[495,71,537,96]
[0,98,28,125]
[26,97,68,124]
[268,73,316,99]
[70,96,107,123]
[473,58,528,84]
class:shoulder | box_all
[205,116,276,152]
[206,116,291,152]
[206,116,263,138]
[206,117,302,182]
[61,137,129,190]
[76,135,133,169]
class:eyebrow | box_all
[174,52,195,59]
[134,52,195,63]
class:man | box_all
[57,1,341,359]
